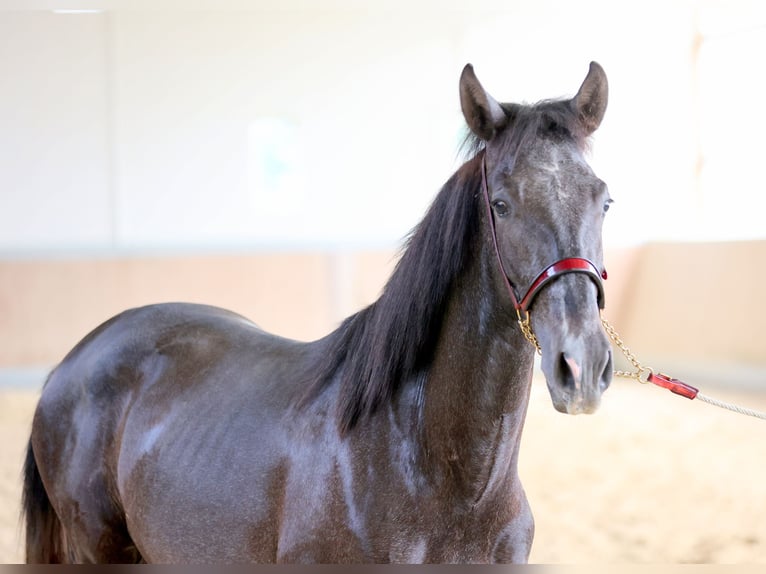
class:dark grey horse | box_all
[23,61,612,563]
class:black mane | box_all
[304,97,584,432]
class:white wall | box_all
[1,1,764,255]
[696,0,766,241]
[0,11,111,249]
[108,9,460,249]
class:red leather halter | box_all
[480,154,607,315]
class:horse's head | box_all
[460,62,613,414]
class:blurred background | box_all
[1,0,765,386]
[1,0,766,564]
[2,0,766,388]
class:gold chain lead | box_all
[516,310,652,381]
[516,309,542,355]
[600,314,652,382]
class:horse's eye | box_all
[603,199,613,213]
[492,200,510,217]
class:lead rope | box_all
[694,393,766,420]
[600,315,766,421]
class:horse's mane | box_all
[303,97,584,433]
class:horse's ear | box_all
[460,64,507,141]
[572,61,608,135]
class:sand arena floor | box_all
[1,375,764,563]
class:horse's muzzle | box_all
[543,336,613,414]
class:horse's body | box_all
[23,62,613,563]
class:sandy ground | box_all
[1,376,764,564]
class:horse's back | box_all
[30,302,314,562]
[41,300,306,397]
[36,302,305,425]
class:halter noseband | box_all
[480,154,606,348]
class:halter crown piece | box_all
[480,155,607,351]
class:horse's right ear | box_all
[460,64,507,141]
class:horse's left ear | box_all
[460,64,507,141]
[572,61,608,135]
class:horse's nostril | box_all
[599,350,613,392]
[558,353,581,390]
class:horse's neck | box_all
[418,252,536,497]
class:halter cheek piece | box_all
[480,155,606,350]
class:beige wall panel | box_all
[0,254,334,367]
[619,241,766,367]
[2,244,766,379]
